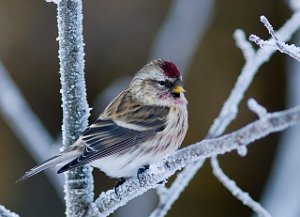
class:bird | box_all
[17,59,188,182]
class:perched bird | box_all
[17,59,188,182]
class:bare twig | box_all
[210,11,300,137]
[149,160,205,217]
[212,100,271,217]
[250,16,300,61]
[248,98,268,118]
[234,29,255,61]
[259,13,300,216]
[211,157,271,217]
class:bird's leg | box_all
[114,177,126,196]
[137,164,150,183]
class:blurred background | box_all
[0,0,299,216]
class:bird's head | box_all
[130,59,187,106]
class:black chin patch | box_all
[171,92,180,98]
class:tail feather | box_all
[16,148,81,183]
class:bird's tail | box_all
[16,147,81,183]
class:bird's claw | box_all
[137,164,150,183]
[114,177,126,196]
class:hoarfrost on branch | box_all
[1,1,300,217]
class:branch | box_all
[211,157,271,217]
[85,105,300,216]
[56,0,94,216]
[148,10,300,217]
[259,3,300,213]
[250,15,300,61]
[210,99,271,217]
[0,205,19,217]
[234,29,255,61]
[0,61,64,197]
[209,11,300,138]
[149,160,205,217]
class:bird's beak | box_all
[172,80,187,93]
[172,85,186,93]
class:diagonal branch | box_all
[209,11,300,138]
[211,156,271,217]
[86,105,300,216]
[0,61,64,198]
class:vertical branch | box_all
[56,0,94,216]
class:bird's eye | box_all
[158,81,165,86]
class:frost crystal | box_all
[237,146,248,157]
[45,0,61,4]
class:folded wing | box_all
[57,105,170,173]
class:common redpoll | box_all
[18,59,188,182]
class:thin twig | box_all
[250,16,300,61]
[234,29,255,61]
[211,157,271,217]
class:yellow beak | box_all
[172,85,187,93]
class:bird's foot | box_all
[114,177,126,196]
[137,164,150,183]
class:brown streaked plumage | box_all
[17,59,188,182]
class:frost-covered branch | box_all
[210,99,272,217]
[250,16,300,61]
[211,157,271,217]
[234,29,255,61]
[0,205,19,217]
[259,1,300,213]
[149,160,205,217]
[56,0,93,216]
[147,9,300,217]
[209,11,300,137]
[85,105,300,216]
[248,98,268,118]
[0,61,64,197]
[206,11,300,216]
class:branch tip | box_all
[247,98,268,118]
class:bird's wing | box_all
[57,104,170,173]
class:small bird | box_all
[17,59,188,182]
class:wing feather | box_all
[57,104,170,173]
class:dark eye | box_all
[158,81,165,86]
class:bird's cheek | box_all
[157,92,168,100]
